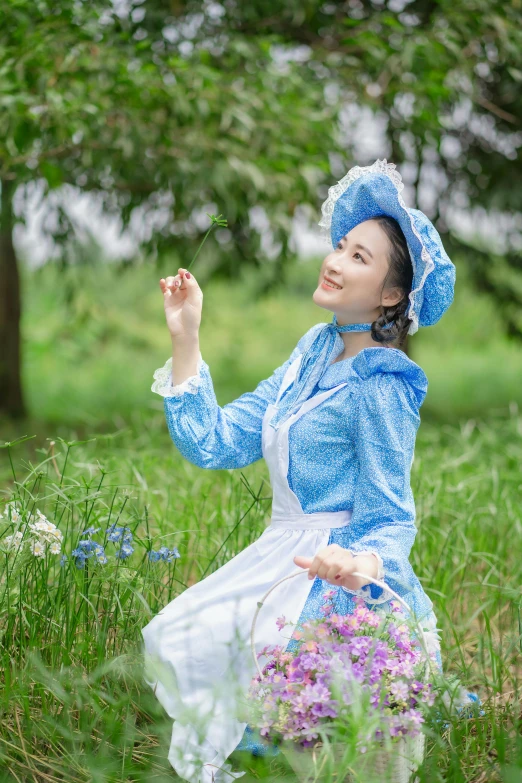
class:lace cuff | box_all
[151,355,204,398]
[341,549,394,605]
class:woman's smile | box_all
[321,275,343,291]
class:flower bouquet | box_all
[247,571,441,783]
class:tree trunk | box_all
[0,179,25,419]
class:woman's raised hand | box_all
[160,268,203,342]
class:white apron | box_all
[141,356,351,782]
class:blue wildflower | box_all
[115,542,134,560]
[77,539,96,555]
[81,526,101,537]
[60,554,68,567]
[165,546,180,562]
[149,546,180,563]
[107,524,124,542]
[71,548,87,569]
[107,523,133,544]
[93,542,107,564]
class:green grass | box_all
[1,256,522,780]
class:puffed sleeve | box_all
[341,372,422,604]
[152,324,324,470]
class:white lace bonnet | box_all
[318,159,456,336]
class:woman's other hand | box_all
[293,544,379,591]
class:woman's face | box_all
[313,219,402,323]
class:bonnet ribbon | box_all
[269,315,393,430]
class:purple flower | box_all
[420,684,436,707]
[348,635,373,657]
[311,700,338,719]
[276,615,287,631]
[390,680,409,702]
[302,683,331,705]
[403,708,424,726]
[320,603,334,616]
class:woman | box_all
[142,159,474,783]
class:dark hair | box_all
[369,216,414,347]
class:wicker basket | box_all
[249,570,435,783]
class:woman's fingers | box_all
[325,559,354,583]
[161,275,182,296]
[293,555,312,570]
[294,545,357,583]
[160,270,198,293]
[305,544,341,581]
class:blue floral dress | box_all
[147,324,454,767]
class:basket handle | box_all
[250,569,436,680]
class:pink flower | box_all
[390,680,409,701]
[276,615,287,631]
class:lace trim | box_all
[317,158,436,336]
[151,354,203,398]
[340,548,393,604]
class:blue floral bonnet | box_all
[269,159,456,429]
[318,158,456,336]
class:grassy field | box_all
[1,256,522,781]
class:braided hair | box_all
[369,216,414,348]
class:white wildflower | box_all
[5,502,21,523]
[30,520,54,533]
[31,540,46,558]
[40,529,63,545]
[49,541,61,555]
[3,531,24,550]
[28,515,63,544]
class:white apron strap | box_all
[274,355,302,406]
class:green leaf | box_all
[40,162,64,189]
